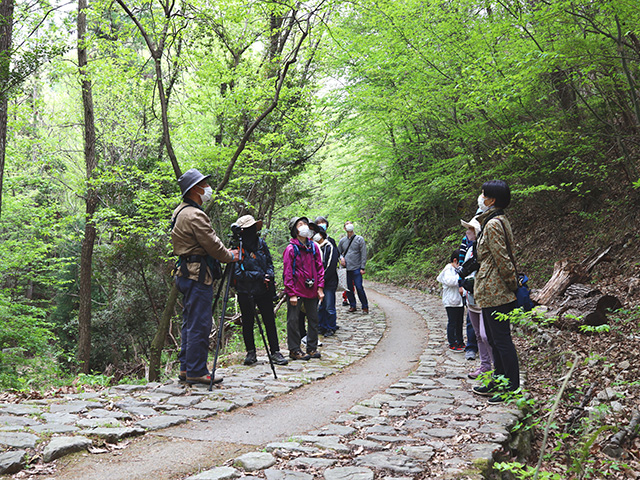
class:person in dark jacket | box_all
[233,215,288,366]
[314,229,339,335]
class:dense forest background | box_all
[1,0,640,391]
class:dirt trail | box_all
[53,286,430,480]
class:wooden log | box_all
[582,244,613,273]
[531,260,590,305]
[603,409,640,458]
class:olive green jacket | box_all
[171,201,233,285]
[474,208,518,309]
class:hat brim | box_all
[460,218,481,234]
[182,173,211,197]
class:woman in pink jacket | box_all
[283,216,325,360]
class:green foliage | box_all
[0,294,63,390]
[498,308,556,328]
[494,461,563,480]
[76,373,113,388]
[578,324,611,334]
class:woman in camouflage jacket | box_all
[472,180,520,403]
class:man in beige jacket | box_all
[172,169,238,385]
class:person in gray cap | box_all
[172,168,239,385]
[232,214,288,366]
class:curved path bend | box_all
[54,286,430,480]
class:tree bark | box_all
[0,0,14,218]
[77,0,98,373]
[148,281,179,381]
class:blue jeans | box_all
[346,270,368,310]
[176,276,214,378]
[465,313,478,352]
[318,288,337,332]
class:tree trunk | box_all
[148,283,179,381]
[77,0,98,374]
[0,0,14,218]
[531,260,589,306]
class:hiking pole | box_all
[253,304,277,379]
[209,263,234,391]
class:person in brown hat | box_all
[232,215,288,366]
[172,168,239,385]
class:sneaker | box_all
[289,349,310,361]
[449,345,464,352]
[465,350,477,361]
[342,301,349,306]
[488,394,505,404]
[301,336,307,346]
[323,330,334,337]
[448,345,458,352]
[186,374,223,385]
[244,351,258,366]
[472,384,499,396]
[270,351,289,365]
[468,369,484,379]
[307,350,321,359]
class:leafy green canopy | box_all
[309,0,640,282]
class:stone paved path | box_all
[0,283,523,479]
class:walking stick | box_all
[209,263,234,391]
[253,303,278,379]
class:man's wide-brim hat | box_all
[461,217,482,235]
[178,168,211,197]
[235,214,263,230]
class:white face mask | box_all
[345,224,354,232]
[313,233,322,243]
[477,194,490,213]
[200,186,213,203]
[298,225,311,238]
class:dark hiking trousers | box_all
[176,275,214,378]
[482,301,520,391]
[237,291,280,354]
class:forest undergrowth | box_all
[498,306,640,480]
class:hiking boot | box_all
[465,349,477,361]
[472,384,500,396]
[362,308,369,314]
[348,307,357,313]
[178,371,186,382]
[244,350,258,366]
[270,351,288,365]
[307,350,321,359]
[289,349,310,361]
[186,374,223,385]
